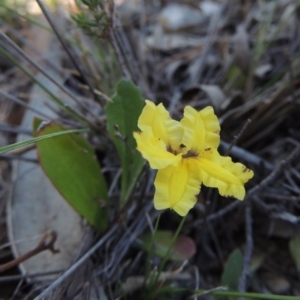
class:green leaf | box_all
[35,121,108,231]
[106,79,145,206]
[221,249,244,290]
[221,249,243,290]
[141,230,196,262]
[212,249,244,300]
[289,235,300,272]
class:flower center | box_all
[167,143,198,158]
[182,149,198,158]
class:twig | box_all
[193,266,200,300]
[225,119,252,156]
[259,192,300,201]
[238,205,253,294]
[245,146,300,200]
[220,141,274,171]
[0,46,89,126]
[0,89,53,120]
[0,233,45,251]
[0,231,58,273]
[1,21,91,103]
[0,154,38,163]
[106,205,154,279]
[207,200,240,223]
[284,170,300,194]
[285,50,297,105]
[0,270,64,282]
[43,227,95,300]
[0,122,32,135]
[33,225,118,300]
[191,146,300,228]
[106,0,131,80]
[0,31,101,122]
[107,0,152,99]
[206,222,224,267]
[35,0,102,107]
[10,278,23,300]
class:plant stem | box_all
[148,215,187,298]
[0,231,58,273]
[209,290,300,300]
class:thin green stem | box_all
[0,128,89,154]
[148,215,187,298]
[144,214,161,283]
[157,216,186,279]
[207,290,300,300]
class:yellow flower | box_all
[133,100,254,216]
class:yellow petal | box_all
[196,148,254,200]
[154,159,201,216]
[138,100,183,152]
[133,131,181,169]
[181,106,220,154]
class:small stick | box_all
[190,146,300,228]
[238,205,253,293]
[106,0,132,80]
[0,153,38,163]
[0,31,101,122]
[33,225,118,300]
[220,141,274,171]
[193,267,200,300]
[245,146,300,200]
[225,119,252,156]
[0,122,32,136]
[0,89,52,120]
[0,270,63,282]
[35,0,102,107]
[0,231,59,273]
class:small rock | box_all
[158,4,205,32]
[266,276,291,294]
[199,1,221,17]
[255,64,272,79]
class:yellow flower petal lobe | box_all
[138,100,183,152]
[181,106,220,154]
[138,100,168,138]
[164,118,184,153]
[196,148,254,200]
[154,159,201,216]
[133,131,181,169]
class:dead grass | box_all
[1,0,300,299]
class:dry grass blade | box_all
[1,1,300,299]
